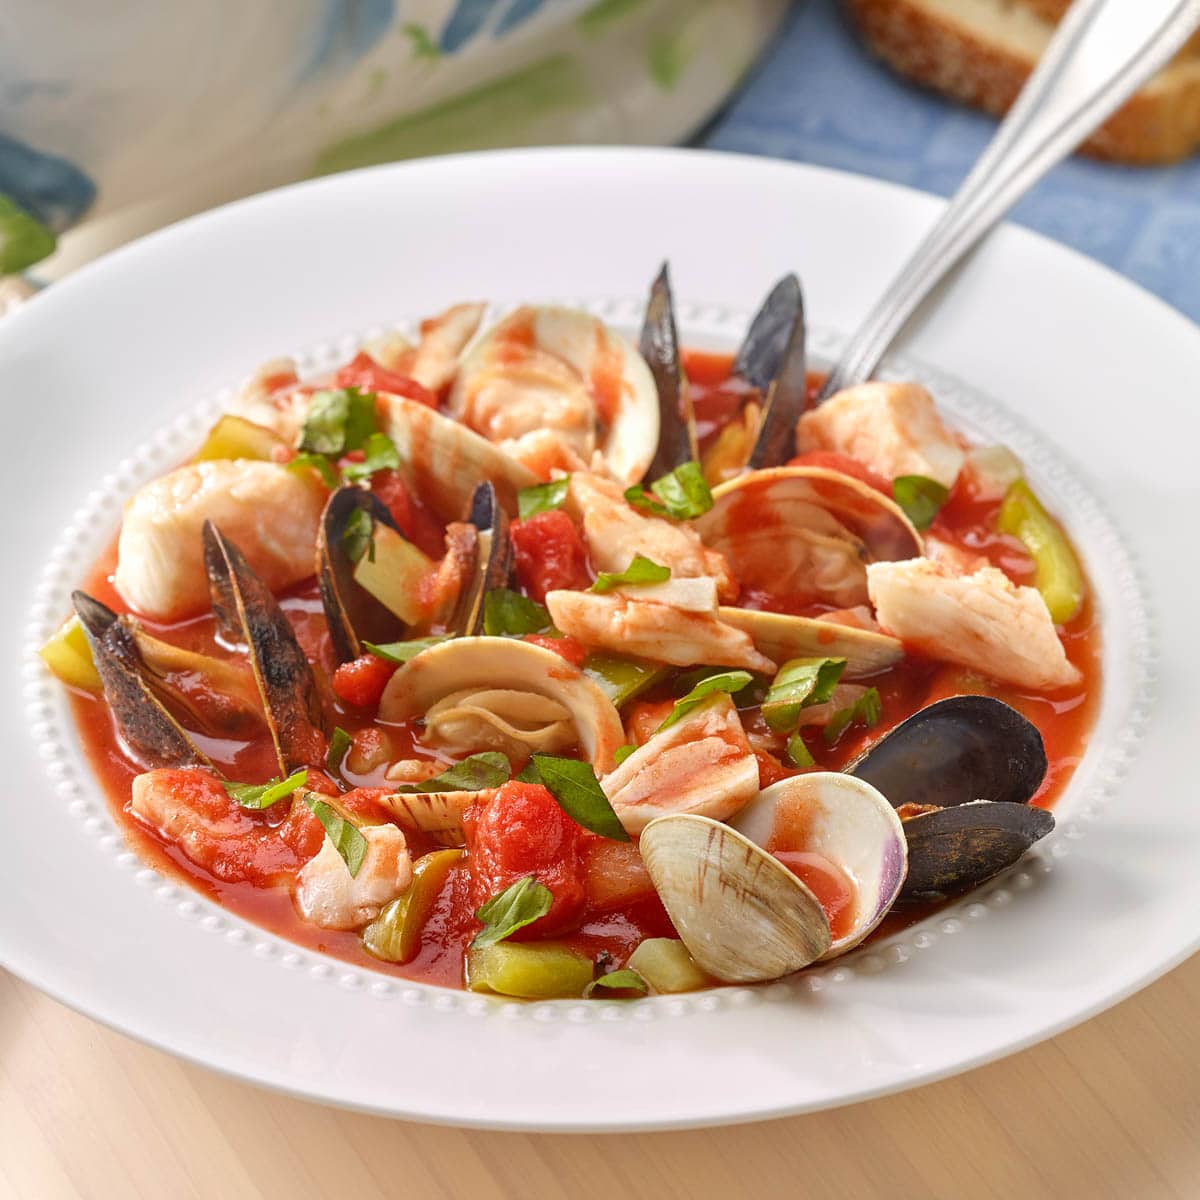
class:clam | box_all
[380,788,474,847]
[729,772,907,959]
[449,304,660,486]
[847,696,1054,900]
[639,814,832,983]
[203,521,325,775]
[377,636,625,773]
[379,392,537,521]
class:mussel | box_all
[641,264,698,480]
[847,696,1055,901]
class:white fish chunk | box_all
[867,558,1080,690]
[546,589,776,674]
[409,301,486,392]
[294,823,413,931]
[797,381,964,488]
[602,694,759,834]
[115,460,325,620]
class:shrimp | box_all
[867,558,1080,690]
[114,460,325,620]
[545,589,776,674]
[294,822,413,931]
[601,693,759,834]
[564,472,737,602]
[797,381,965,489]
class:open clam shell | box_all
[730,772,907,959]
[203,521,325,775]
[847,695,1048,810]
[716,606,903,679]
[377,636,625,773]
[640,814,832,984]
[900,801,1054,901]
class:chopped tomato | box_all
[335,351,437,408]
[462,781,587,938]
[511,509,591,602]
[753,747,793,788]
[337,786,394,823]
[331,654,396,709]
[521,633,588,667]
[582,840,654,910]
[787,450,891,496]
[625,698,676,745]
[369,469,445,558]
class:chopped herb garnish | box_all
[518,477,570,519]
[589,555,671,594]
[288,452,339,489]
[340,432,401,482]
[584,968,649,998]
[526,754,630,842]
[762,657,847,734]
[624,461,714,521]
[299,388,378,456]
[473,875,554,948]
[613,743,637,766]
[823,687,883,745]
[786,732,816,768]
[304,795,368,877]
[483,588,551,637]
[364,635,449,664]
[892,475,950,530]
[342,507,376,564]
[655,670,754,733]
[222,769,308,810]
[394,752,512,793]
[326,727,353,777]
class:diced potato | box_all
[194,414,286,463]
[627,938,710,994]
[362,849,462,964]
[466,942,594,999]
[353,523,434,627]
[38,615,101,691]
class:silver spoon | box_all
[819,0,1200,400]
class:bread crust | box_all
[845,0,1200,163]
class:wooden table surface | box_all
[3,954,1197,1200]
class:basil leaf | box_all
[342,507,376,564]
[288,452,339,489]
[326,727,353,777]
[613,743,637,766]
[299,388,378,456]
[514,760,542,783]
[823,687,883,745]
[589,555,671,594]
[222,768,308,810]
[473,874,554,948]
[528,753,630,842]
[762,657,847,734]
[656,670,754,733]
[304,795,368,877]
[340,432,401,482]
[892,475,949,531]
[583,654,667,707]
[483,588,551,636]
[364,635,449,664]
[518,477,570,519]
[394,752,511,793]
[584,968,649,998]
[786,732,815,768]
[624,461,714,521]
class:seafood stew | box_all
[43,269,1099,999]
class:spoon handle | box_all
[819,0,1200,400]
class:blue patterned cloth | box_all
[705,0,1200,322]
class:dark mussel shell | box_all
[847,696,1048,810]
[641,262,698,481]
[900,801,1055,901]
[317,487,406,663]
[741,275,808,471]
[448,480,514,636]
[203,521,324,775]
[72,591,213,771]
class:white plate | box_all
[2,148,1197,1131]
